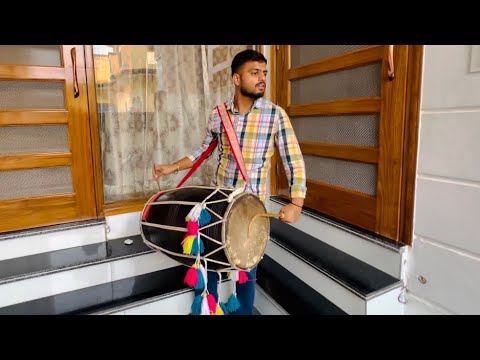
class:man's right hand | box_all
[152,164,176,180]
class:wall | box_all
[407,45,480,314]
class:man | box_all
[153,49,306,315]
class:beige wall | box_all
[407,45,480,314]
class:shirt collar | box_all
[226,96,265,114]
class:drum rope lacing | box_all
[141,186,250,314]
[141,186,246,272]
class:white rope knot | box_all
[228,187,244,203]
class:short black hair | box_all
[231,49,267,77]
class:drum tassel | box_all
[184,199,275,315]
[184,202,228,315]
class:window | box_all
[90,45,255,208]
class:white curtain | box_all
[96,45,249,202]
[150,45,214,191]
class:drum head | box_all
[223,193,269,271]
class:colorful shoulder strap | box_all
[215,103,248,184]
[144,103,247,221]
[176,102,248,188]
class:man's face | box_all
[234,61,268,99]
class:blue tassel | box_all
[194,268,205,290]
[190,237,204,255]
[227,293,240,313]
[198,208,211,227]
[190,236,199,255]
[191,294,203,315]
[219,302,229,315]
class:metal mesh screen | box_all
[291,45,370,67]
[0,45,61,66]
[292,114,379,147]
[0,80,65,109]
[0,166,72,200]
[0,125,69,155]
[291,63,382,104]
[304,155,377,195]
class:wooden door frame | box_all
[399,45,424,246]
[269,45,278,196]
[270,45,424,245]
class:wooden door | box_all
[0,45,97,233]
[275,45,410,240]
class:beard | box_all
[240,84,264,99]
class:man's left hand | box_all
[279,203,302,224]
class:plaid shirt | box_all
[188,96,307,203]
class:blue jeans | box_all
[194,267,257,315]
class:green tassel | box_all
[219,302,229,315]
[194,268,205,290]
[190,237,205,255]
[227,293,240,313]
[191,294,203,315]
[198,208,211,227]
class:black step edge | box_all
[257,254,347,315]
[0,265,189,315]
[0,235,153,285]
[270,196,405,252]
[269,218,402,299]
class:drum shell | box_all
[141,187,235,270]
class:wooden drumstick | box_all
[248,212,283,238]
[152,164,161,191]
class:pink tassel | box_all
[186,220,199,234]
[207,293,216,314]
[184,266,198,288]
[238,271,248,284]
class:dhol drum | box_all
[140,186,270,272]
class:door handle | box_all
[387,45,395,81]
[70,47,80,98]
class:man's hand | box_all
[152,164,177,180]
[279,203,302,224]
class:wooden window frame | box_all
[85,45,106,217]
[0,46,98,233]
[269,45,423,245]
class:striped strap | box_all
[173,102,248,189]
[215,103,249,183]
[176,138,218,188]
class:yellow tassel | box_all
[215,303,224,315]
[182,235,195,254]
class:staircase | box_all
[0,198,408,315]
